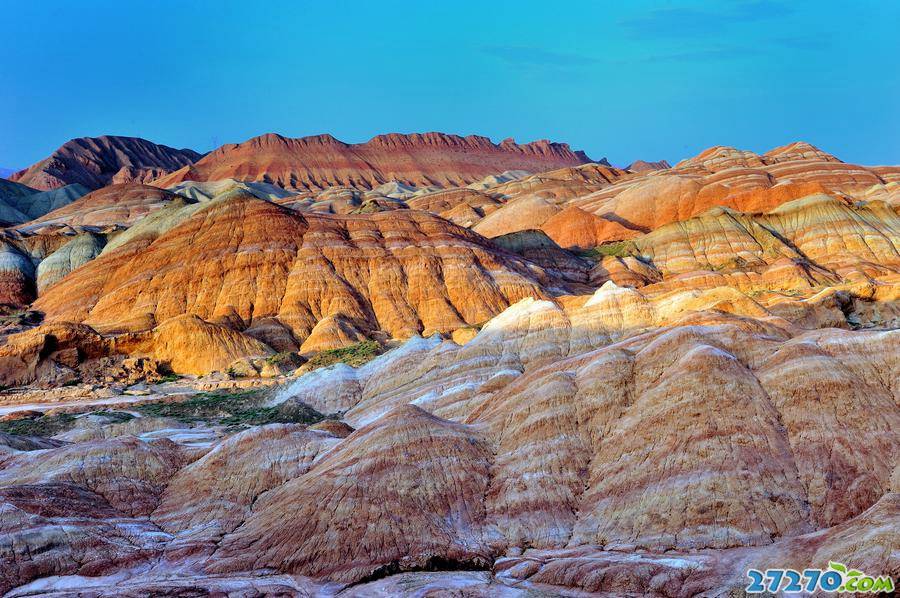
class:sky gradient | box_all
[2,0,898,170]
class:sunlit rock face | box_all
[6,141,896,379]
[564,142,900,245]
[33,193,552,347]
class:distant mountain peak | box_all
[626,159,671,172]
[10,135,202,190]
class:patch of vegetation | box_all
[306,340,383,369]
[0,309,43,326]
[90,410,135,424]
[154,373,182,384]
[350,200,400,215]
[222,401,325,429]
[134,388,325,428]
[135,389,263,422]
[576,241,635,260]
[264,351,304,370]
[272,400,330,423]
[0,413,76,437]
[266,352,294,365]
[0,409,139,438]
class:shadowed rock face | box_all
[1,303,895,595]
[211,405,495,582]
[0,435,184,516]
[151,132,592,192]
[10,136,201,191]
[151,424,339,536]
[0,180,88,227]
[22,184,183,229]
[35,233,106,294]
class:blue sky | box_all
[1,0,898,169]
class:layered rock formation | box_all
[626,158,671,172]
[34,232,106,293]
[0,226,113,306]
[427,141,899,253]
[165,179,293,203]
[151,424,339,536]
[0,435,184,516]
[151,132,592,192]
[0,136,898,596]
[212,405,495,581]
[21,184,182,230]
[0,179,88,226]
[10,136,201,190]
[0,185,189,305]
[571,141,900,246]
[629,194,899,292]
[22,191,554,375]
[0,239,36,306]
[1,295,896,595]
[259,294,897,575]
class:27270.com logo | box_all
[746,562,894,594]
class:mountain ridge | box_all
[10,135,202,191]
[151,131,594,191]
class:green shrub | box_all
[0,410,129,438]
[595,241,634,258]
[576,241,635,260]
[0,413,76,437]
[306,340,382,369]
[135,389,263,422]
[264,351,304,369]
[134,389,325,428]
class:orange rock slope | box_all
[568,141,900,246]
[445,141,899,250]
[32,191,551,357]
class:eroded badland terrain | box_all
[0,133,897,596]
